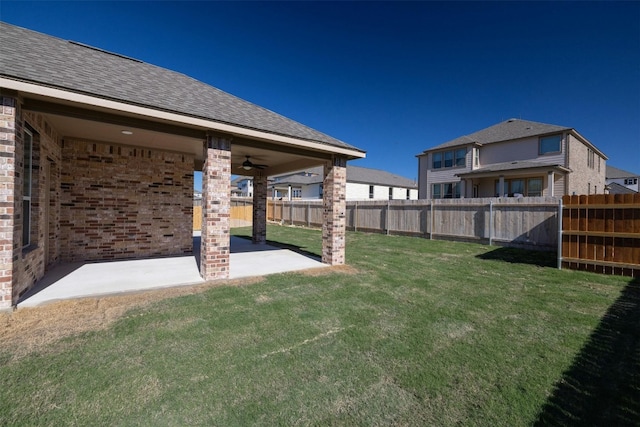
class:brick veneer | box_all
[322,156,347,265]
[200,135,231,280]
[60,138,193,261]
[0,96,18,309]
[252,173,267,244]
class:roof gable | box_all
[423,119,571,152]
[606,165,638,179]
[0,22,361,152]
[272,165,417,189]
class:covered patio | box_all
[0,23,365,309]
[17,233,327,307]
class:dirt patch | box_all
[0,265,357,360]
[0,277,263,360]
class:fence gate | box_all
[561,194,640,277]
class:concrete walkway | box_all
[18,235,327,307]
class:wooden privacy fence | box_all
[264,197,560,250]
[561,194,640,277]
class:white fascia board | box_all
[1,77,365,159]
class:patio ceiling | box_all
[23,94,342,176]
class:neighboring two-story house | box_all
[606,165,639,194]
[417,119,607,199]
[234,165,418,201]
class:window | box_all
[495,177,543,197]
[510,179,524,195]
[432,148,466,169]
[432,184,441,199]
[432,152,442,169]
[444,151,454,168]
[369,185,374,199]
[528,178,543,197]
[455,149,466,167]
[433,182,460,199]
[319,183,323,197]
[388,187,393,200]
[23,128,33,247]
[624,178,638,185]
[406,189,410,200]
[474,148,479,167]
[292,189,301,198]
[539,135,561,155]
[587,149,595,169]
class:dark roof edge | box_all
[3,74,365,154]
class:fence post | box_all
[557,198,563,270]
[430,200,434,240]
[355,201,358,232]
[290,201,294,226]
[386,201,390,235]
[489,200,494,246]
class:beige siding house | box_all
[417,119,607,199]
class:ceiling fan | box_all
[239,155,268,171]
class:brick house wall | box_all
[60,138,194,262]
[566,134,606,195]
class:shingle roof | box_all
[456,160,570,176]
[607,182,638,194]
[606,165,638,179]
[422,119,571,152]
[0,22,363,153]
[273,165,417,189]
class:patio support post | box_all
[0,94,18,309]
[322,155,347,265]
[548,171,555,197]
[200,134,232,281]
[252,173,267,244]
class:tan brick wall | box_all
[0,95,18,309]
[322,156,347,265]
[13,112,63,301]
[60,138,193,262]
[566,134,606,196]
[252,174,267,244]
[200,135,231,280]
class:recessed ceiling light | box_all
[121,130,133,135]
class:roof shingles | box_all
[0,22,362,152]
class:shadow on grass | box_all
[476,246,556,268]
[534,277,640,426]
[233,235,321,260]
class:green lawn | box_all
[1,225,638,426]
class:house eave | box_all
[456,164,571,179]
[1,76,366,160]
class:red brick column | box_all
[200,134,231,281]
[252,173,267,244]
[0,95,18,309]
[322,156,347,265]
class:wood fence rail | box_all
[561,194,640,277]
[263,197,560,250]
[194,195,639,277]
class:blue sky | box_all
[3,1,639,190]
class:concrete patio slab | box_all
[17,235,327,307]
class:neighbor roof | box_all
[606,165,638,179]
[421,119,571,152]
[457,160,571,177]
[0,22,363,153]
[272,165,417,189]
[607,182,638,194]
